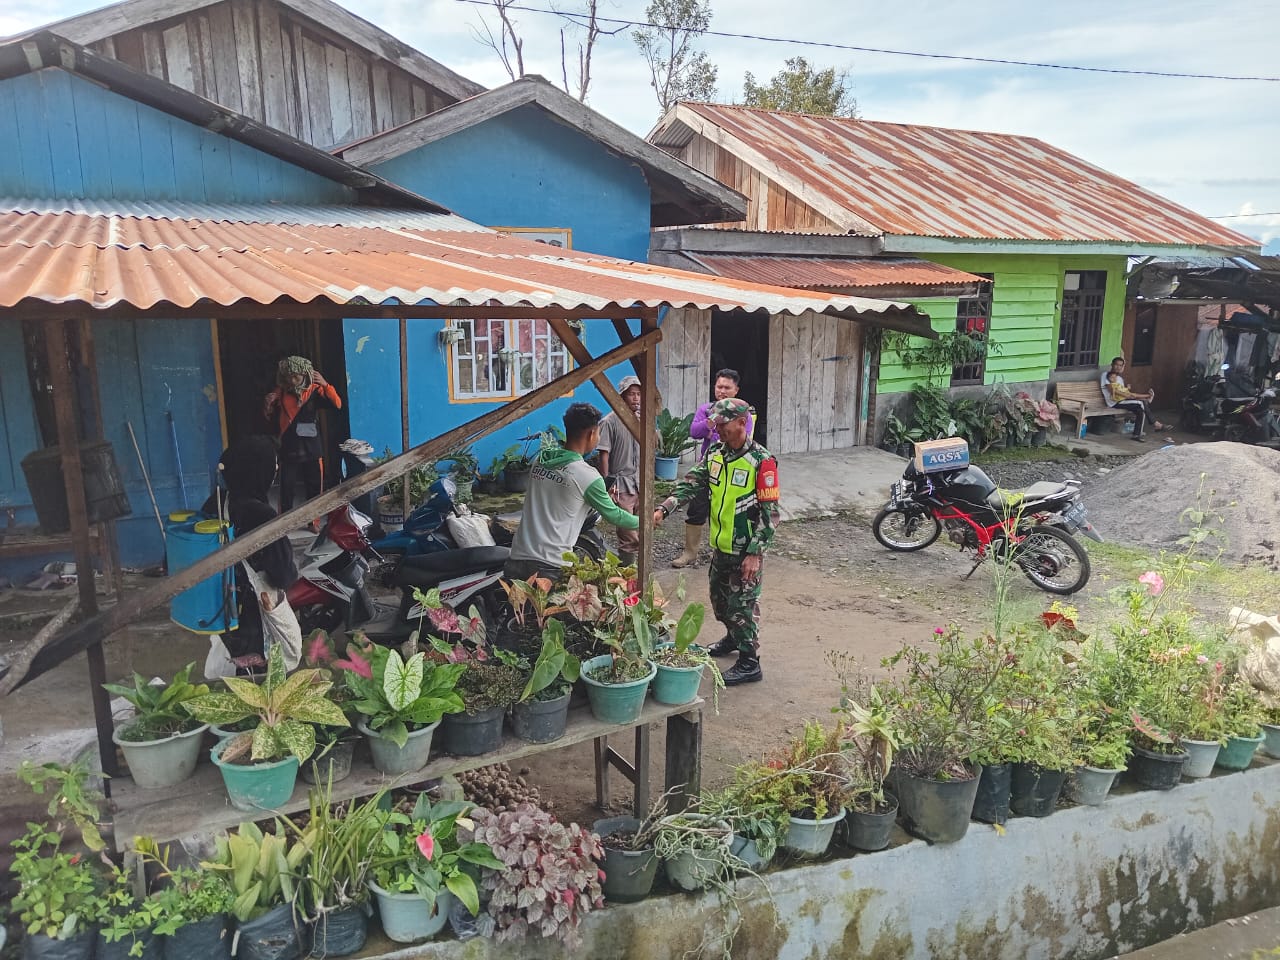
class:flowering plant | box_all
[1220,677,1267,739]
[462,803,603,947]
[370,796,503,917]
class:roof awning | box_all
[674,252,987,298]
[0,199,933,335]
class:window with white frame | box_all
[448,318,573,401]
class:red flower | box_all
[416,830,435,860]
[69,853,82,865]
[623,593,640,607]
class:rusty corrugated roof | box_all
[655,103,1258,249]
[686,254,986,290]
[0,200,930,332]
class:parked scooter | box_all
[1220,376,1280,447]
[368,477,459,585]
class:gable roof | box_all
[650,102,1258,251]
[0,32,445,211]
[18,0,483,103]
[335,76,746,228]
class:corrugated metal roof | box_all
[658,104,1258,249]
[0,200,928,332]
[687,254,986,290]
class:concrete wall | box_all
[381,762,1280,960]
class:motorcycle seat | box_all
[986,482,1072,511]
[392,545,511,588]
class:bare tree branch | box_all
[472,0,526,82]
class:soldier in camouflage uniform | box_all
[654,398,778,685]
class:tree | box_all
[741,57,857,117]
[633,0,718,114]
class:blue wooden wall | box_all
[0,68,362,569]
[346,104,653,465]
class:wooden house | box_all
[648,103,1260,445]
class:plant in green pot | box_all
[592,805,663,904]
[186,644,349,811]
[368,796,504,944]
[509,619,581,743]
[103,662,210,789]
[581,579,665,724]
[1262,706,1280,760]
[202,821,308,960]
[343,638,465,775]
[652,603,723,707]
[1216,677,1267,771]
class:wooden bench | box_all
[1053,381,1129,438]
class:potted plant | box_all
[186,645,349,811]
[655,408,696,479]
[202,822,307,960]
[477,456,506,496]
[510,619,581,744]
[91,868,163,960]
[765,721,851,858]
[440,653,524,757]
[499,440,536,492]
[592,808,662,904]
[103,663,210,789]
[581,582,662,724]
[147,865,234,960]
[463,802,604,947]
[500,574,568,651]
[654,810,735,892]
[368,796,503,944]
[1262,706,1280,760]
[343,643,466,775]
[1179,655,1229,778]
[1031,396,1061,445]
[436,446,479,504]
[697,774,789,872]
[296,631,361,786]
[1001,624,1078,818]
[1216,677,1267,770]
[376,448,437,527]
[652,603,723,707]
[881,626,1012,843]
[281,783,386,958]
[832,661,900,852]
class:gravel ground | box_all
[978,453,1133,495]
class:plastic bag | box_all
[234,905,300,960]
[241,564,302,671]
[1230,606,1280,709]
[204,634,237,680]
[446,508,495,549]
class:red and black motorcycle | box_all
[872,462,1100,594]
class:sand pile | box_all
[1086,442,1280,566]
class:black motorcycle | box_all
[873,462,1100,594]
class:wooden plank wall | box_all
[90,0,454,149]
[767,312,863,454]
[658,309,712,448]
[674,134,840,233]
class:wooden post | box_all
[76,318,124,601]
[637,314,659,587]
[400,317,411,519]
[665,709,702,813]
[44,318,118,783]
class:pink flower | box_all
[597,869,606,882]
[1138,571,1164,596]
[1196,654,1209,665]
[335,649,373,679]
[934,627,945,636]
[623,594,641,608]
[416,830,435,860]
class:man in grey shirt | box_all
[505,402,640,582]
[596,374,643,566]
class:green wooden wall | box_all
[877,252,1127,395]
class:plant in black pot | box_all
[881,625,1013,844]
[90,868,164,960]
[499,574,568,652]
[103,662,211,790]
[202,822,307,960]
[509,619,581,743]
[146,863,234,960]
[830,654,901,852]
[440,652,524,757]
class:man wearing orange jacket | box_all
[263,356,342,513]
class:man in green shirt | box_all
[654,398,778,685]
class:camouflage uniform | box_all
[661,406,779,657]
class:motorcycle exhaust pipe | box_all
[1079,522,1104,544]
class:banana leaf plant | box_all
[186,645,349,764]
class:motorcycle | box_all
[872,462,1100,594]
[287,500,510,644]
[1220,376,1280,447]
[367,477,462,585]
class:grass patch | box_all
[972,443,1077,465]
[1087,540,1280,612]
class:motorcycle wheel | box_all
[1013,524,1090,595]
[872,504,941,552]
[368,548,406,589]
[575,530,607,562]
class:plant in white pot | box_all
[103,662,211,789]
[655,408,697,479]
[186,645,350,811]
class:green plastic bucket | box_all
[1217,732,1264,771]
[651,643,706,706]
[581,655,656,724]
[210,739,299,811]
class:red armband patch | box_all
[756,458,780,501]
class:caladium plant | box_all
[343,646,465,747]
[186,645,349,764]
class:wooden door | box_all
[658,308,712,446]
[767,311,863,454]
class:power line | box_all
[453,0,1280,82]
[1209,211,1280,219]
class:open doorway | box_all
[710,309,770,446]
[214,318,349,492]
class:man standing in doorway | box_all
[672,369,754,568]
[263,356,342,515]
[654,398,777,686]
[596,375,644,567]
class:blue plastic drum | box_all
[168,519,238,634]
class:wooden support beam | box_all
[612,318,648,382]
[77,317,124,601]
[399,317,411,520]
[2,330,661,694]
[545,319,641,443]
[44,318,117,781]
[665,709,702,813]
[637,314,658,587]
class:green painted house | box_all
[648,103,1259,446]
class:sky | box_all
[6,0,1279,253]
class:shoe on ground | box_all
[1133,434,1147,443]
[723,655,763,685]
[707,635,738,657]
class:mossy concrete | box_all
[373,760,1280,959]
